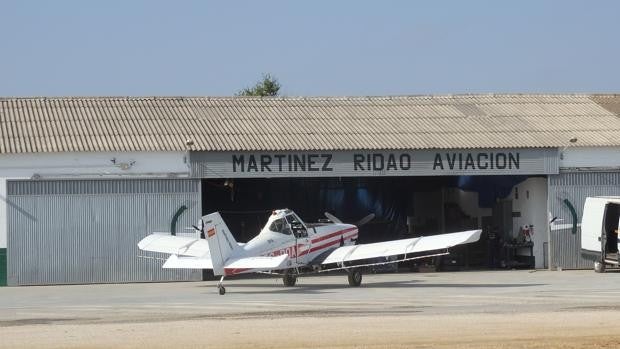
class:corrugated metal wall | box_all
[548,172,620,269]
[6,179,202,285]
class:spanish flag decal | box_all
[207,228,216,237]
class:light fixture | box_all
[560,137,578,160]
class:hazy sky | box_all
[1,0,619,97]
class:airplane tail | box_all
[202,212,240,276]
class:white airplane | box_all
[138,209,482,295]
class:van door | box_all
[602,203,620,261]
[580,197,606,259]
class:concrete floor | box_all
[1,270,620,348]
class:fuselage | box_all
[224,209,358,275]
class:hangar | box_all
[1,94,620,286]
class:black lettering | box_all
[232,155,244,172]
[321,154,333,171]
[387,154,397,170]
[274,154,286,172]
[465,153,475,170]
[477,153,488,169]
[458,153,463,170]
[288,154,293,172]
[433,153,444,170]
[509,153,519,169]
[496,153,507,169]
[372,154,384,171]
[354,154,365,171]
[260,155,272,172]
[446,153,457,169]
[247,155,258,172]
[400,154,411,170]
[307,154,319,172]
[293,154,306,171]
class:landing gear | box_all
[283,270,297,287]
[217,276,226,295]
[594,261,606,273]
[347,268,362,287]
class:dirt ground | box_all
[2,310,620,349]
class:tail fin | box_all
[202,212,239,275]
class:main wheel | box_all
[218,286,226,295]
[347,269,362,287]
[283,273,297,287]
[594,261,606,273]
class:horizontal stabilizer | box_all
[321,229,482,265]
[163,254,213,269]
[223,255,289,275]
[137,233,210,257]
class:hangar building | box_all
[1,94,620,286]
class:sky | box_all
[1,0,619,97]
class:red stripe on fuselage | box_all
[299,232,358,256]
[311,227,357,244]
[262,228,358,260]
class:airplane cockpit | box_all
[264,209,308,238]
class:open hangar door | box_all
[201,175,548,271]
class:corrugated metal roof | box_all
[1,94,619,153]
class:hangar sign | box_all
[189,148,558,178]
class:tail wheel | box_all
[594,261,606,273]
[283,273,297,287]
[218,286,226,295]
[347,269,362,287]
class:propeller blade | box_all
[356,213,375,227]
[324,212,342,224]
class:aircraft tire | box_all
[594,261,606,273]
[218,286,226,295]
[347,269,362,287]
[283,274,297,287]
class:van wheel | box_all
[594,261,606,273]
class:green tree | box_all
[237,73,281,96]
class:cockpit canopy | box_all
[265,209,305,236]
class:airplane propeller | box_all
[324,212,375,227]
[324,212,342,224]
[356,213,375,227]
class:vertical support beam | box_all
[0,248,6,286]
[546,176,554,270]
[0,178,7,285]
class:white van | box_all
[580,196,620,272]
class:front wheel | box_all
[283,273,297,287]
[594,261,606,273]
[347,269,362,287]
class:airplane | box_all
[138,209,482,295]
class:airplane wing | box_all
[137,233,210,257]
[320,229,482,266]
